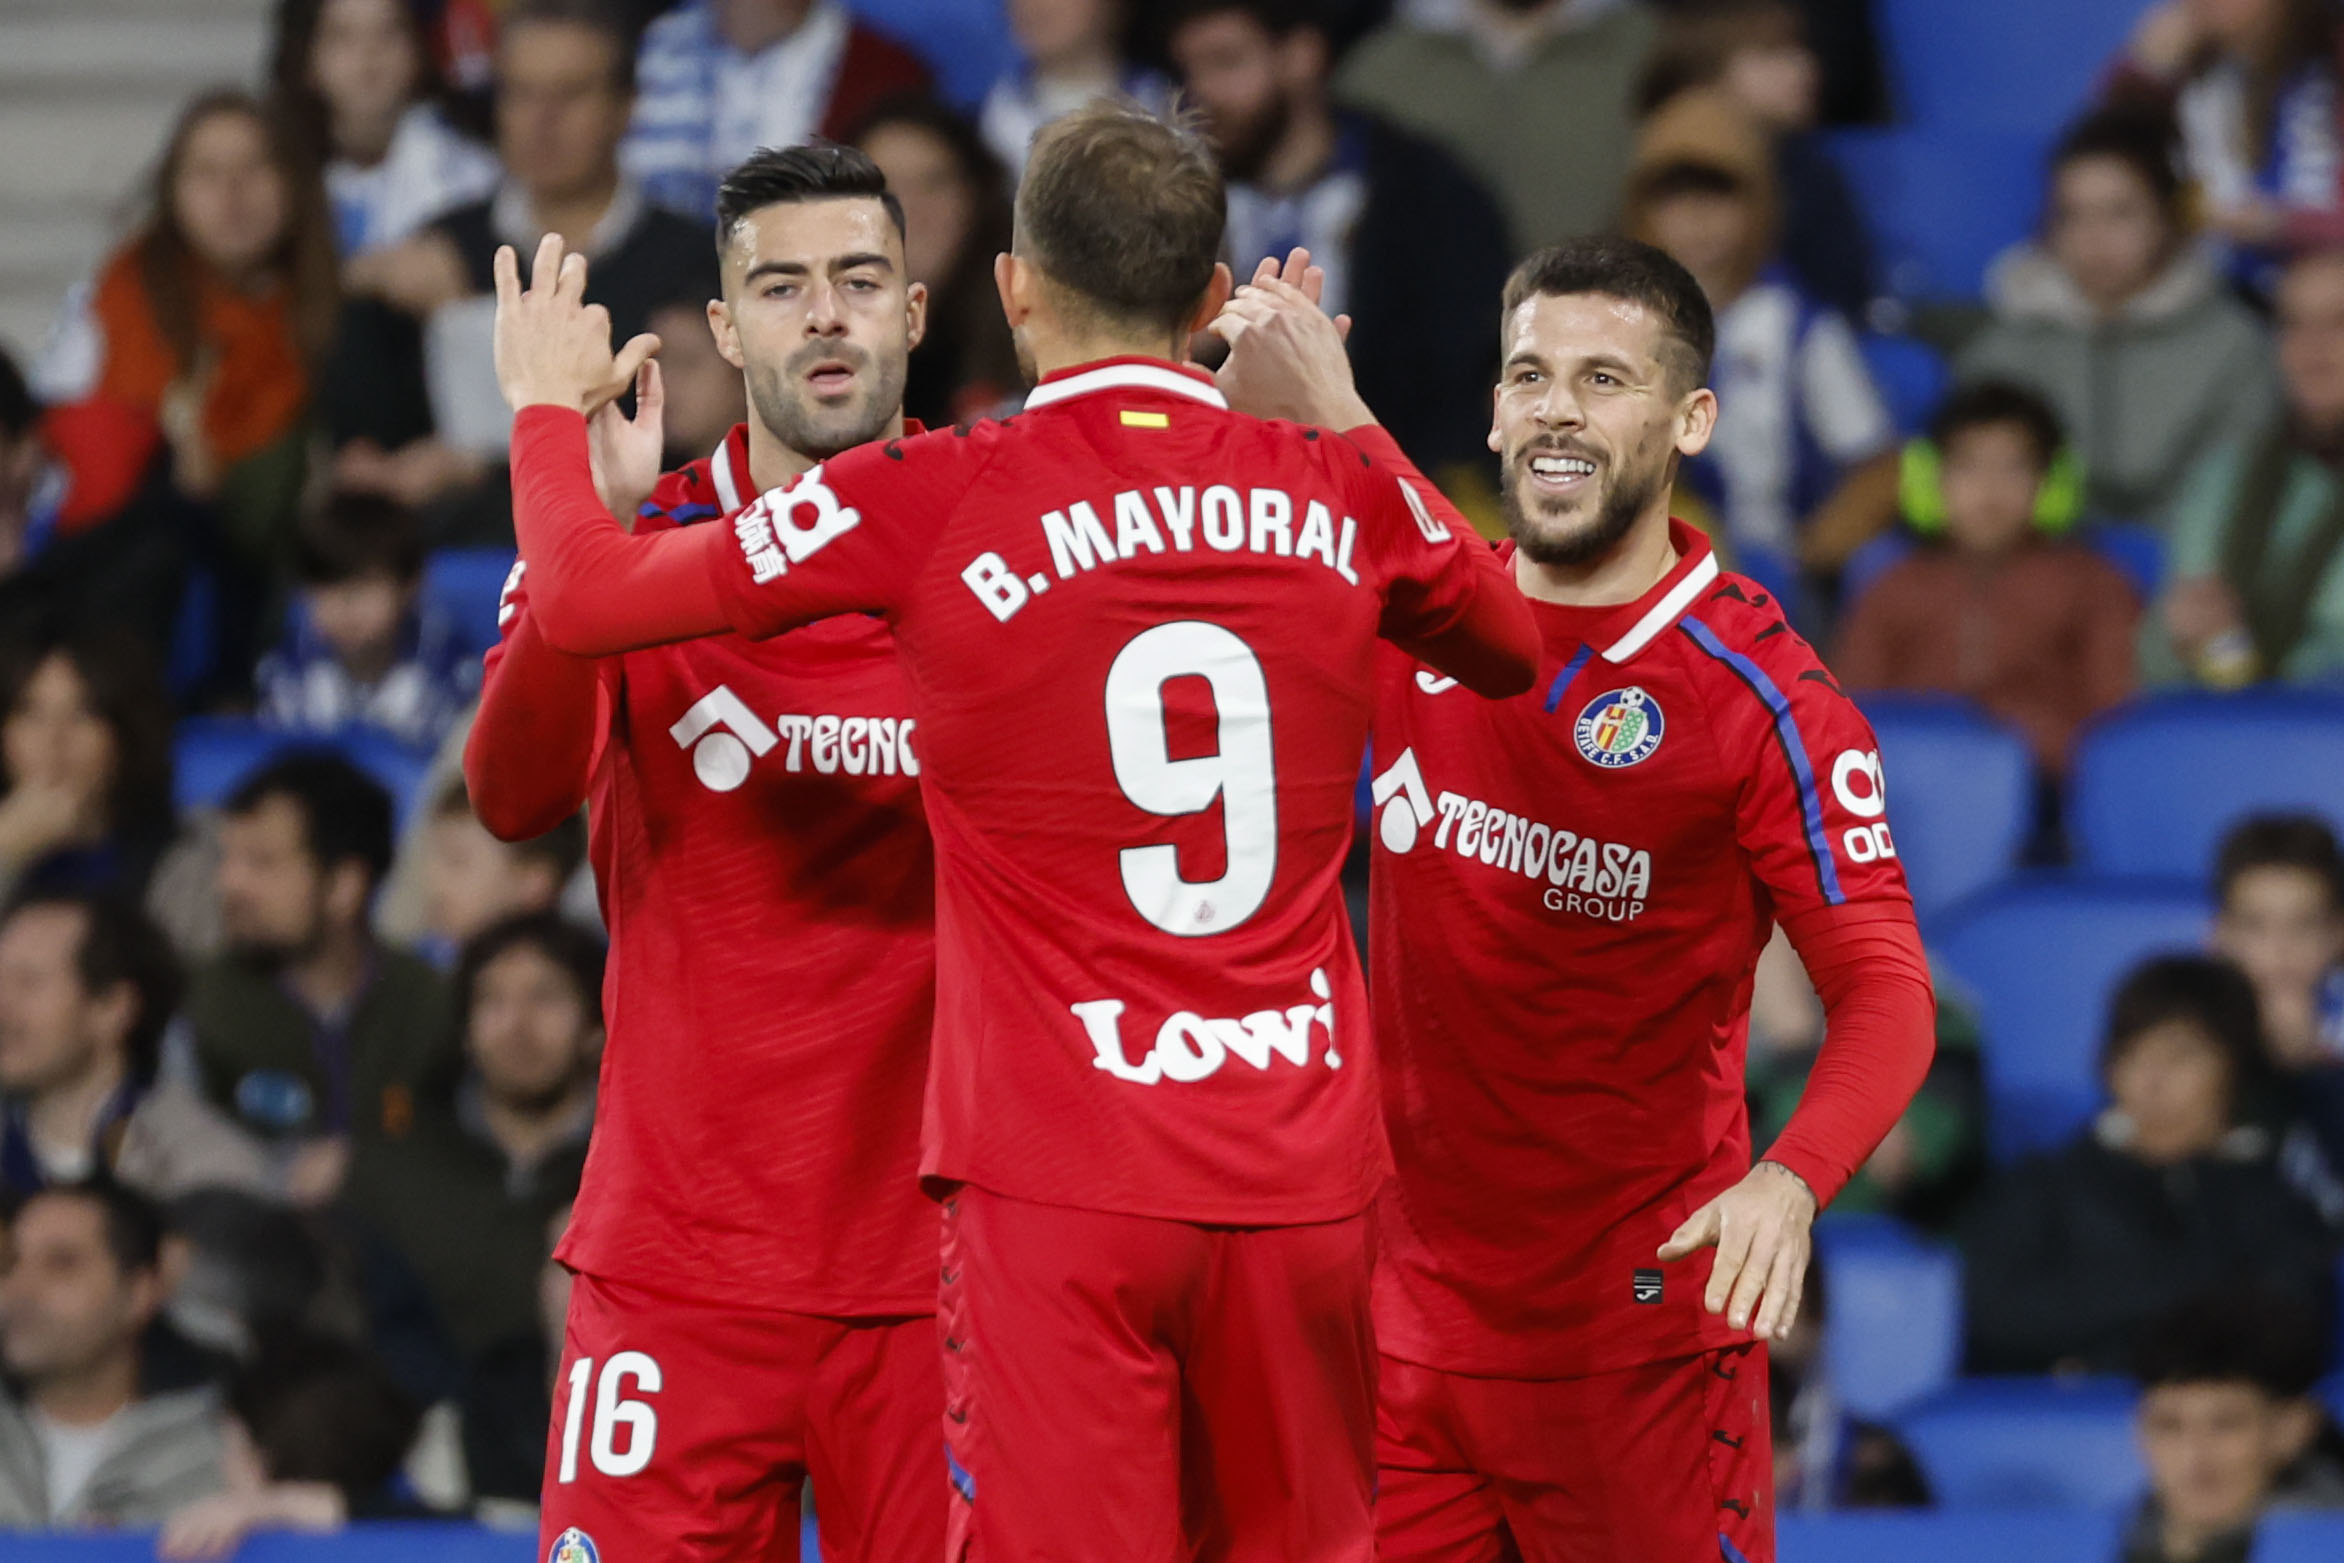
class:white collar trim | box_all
[1602,552,1719,663]
[710,434,744,511]
[1023,362,1228,411]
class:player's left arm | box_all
[1657,636,1935,1340]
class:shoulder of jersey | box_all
[636,459,721,533]
[1677,568,1827,679]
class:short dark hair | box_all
[224,752,396,891]
[2217,814,2344,913]
[0,345,33,444]
[295,492,425,587]
[2052,107,2183,214]
[1017,101,1227,337]
[456,912,607,1036]
[715,142,906,257]
[430,777,588,886]
[228,1332,421,1496]
[1638,0,1803,115]
[0,891,182,1085]
[1500,236,1717,391]
[31,1180,165,1278]
[500,0,638,93]
[1930,380,2065,469]
[2099,953,2269,1095]
[2135,1291,2327,1399]
[1165,0,1314,44]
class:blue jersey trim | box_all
[945,1442,976,1503]
[1543,644,1595,714]
[1679,615,1845,906]
[1719,1535,1753,1563]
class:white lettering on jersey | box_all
[497,558,526,626]
[1071,968,1339,1087]
[1372,746,1654,924]
[674,686,917,790]
[1829,748,1895,864]
[733,466,861,583]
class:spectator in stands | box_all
[0,632,174,904]
[156,1333,421,1560]
[1960,109,2283,529]
[2143,247,2344,689]
[644,299,749,466]
[1334,0,1658,253]
[2211,816,2344,1189]
[270,0,501,256]
[415,777,586,962]
[853,96,1023,428]
[1169,0,1513,482]
[0,1184,225,1527]
[1624,87,1899,576]
[1833,381,2140,771]
[2111,0,2344,283]
[342,912,597,1500]
[0,892,267,1202]
[1961,955,2336,1376]
[625,0,931,217]
[1771,1255,1931,1511]
[0,350,56,595]
[190,754,455,1205]
[34,92,337,683]
[2123,1292,2344,1563]
[1637,0,1874,318]
[256,492,475,749]
[980,0,1172,180]
[332,0,716,530]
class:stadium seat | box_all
[1873,0,2144,138]
[1814,1215,1961,1419]
[1894,1377,2143,1507]
[2069,692,2344,880]
[1857,696,2034,926]
[2084,520,2164,602]
[1934,878,2208,1158]
[1777,1509,2126,1563]
[1839,529,1915,606]
[173,717,437,828]
[421,547,517,661]
[2251,1514,2344,1563]
[1824,128,2044,301]
[1858,334,1949,437]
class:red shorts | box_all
[1375,1346,1773,1563]
[540,1272,945,1563]
[938,1185,1377,1563]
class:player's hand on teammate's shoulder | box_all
[492,233,662,419]
[1656,1158,1819,1342]
[1210,248,1374,433]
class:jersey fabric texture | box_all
[1367,524,1918,1381]
[472,426,937,1317]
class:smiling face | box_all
[1489,291,1714,568]
[713,196,926,460]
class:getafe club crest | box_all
[549,1528,600,1563]
[1574,687,1665,769]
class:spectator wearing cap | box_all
[2144,248,2344,688]
[256,493,476,750]
[0,1183,226,1527]
[189,755,455,1205]
[2122,1293,2344,1563]
[341,912,598,1500]
[980,0,1172,183]
[0,891,267,1203]
[625,0,931,218]
[1960,955,2336,1376]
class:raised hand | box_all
[1211,247,1371,431]
[492,233,660,417]
[588,357,667,525]
[1656,1159,1818,1341]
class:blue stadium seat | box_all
[843,0,1015,106]
[1873,0,2144,138]
[1858,696,2035,926]
[2083,520,2164,602]
[2251,1514,2344,1563]
[1840,529,1915,606]
[1814,1215,1961,1419]
[1934,878,2208,1158]
[1895,1377,2142,1507]
[422,547,517,661]
[1825,128,2044,301]
[173,717,437,828]
[1858,334,1949,437]
[1778,1510,2126,1563]
[2069,692,2344,880]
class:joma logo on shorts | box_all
[1071,970,1339,1086]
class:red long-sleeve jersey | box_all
[1366,528,1935,1378]
[466,426,936,1314]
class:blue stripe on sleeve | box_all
[945,1442,976,1502]
[1679,615,1845,906]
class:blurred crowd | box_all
[0,0,2342,1555]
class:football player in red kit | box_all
[1344,239,1938,1562]
[464,146,942,1563]
[489,104,1540,1563]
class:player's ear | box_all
[994,252,1029,329]
[1488,382,1504,454]
[707,298,745,371]
[904,280,930,353]
[1675,386,1719,460]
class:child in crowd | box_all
[256,492,474,750]
[417,778,586,964]
[1833,382,2139,772]
[2211,815,2344,1184]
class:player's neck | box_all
[1512,508,1679,608]
[1025,325,1187,383]
[745,408,906,493]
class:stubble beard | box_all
[746,339,908,461]
[1501,436,1669,570]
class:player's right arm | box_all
[463,563,602,840]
